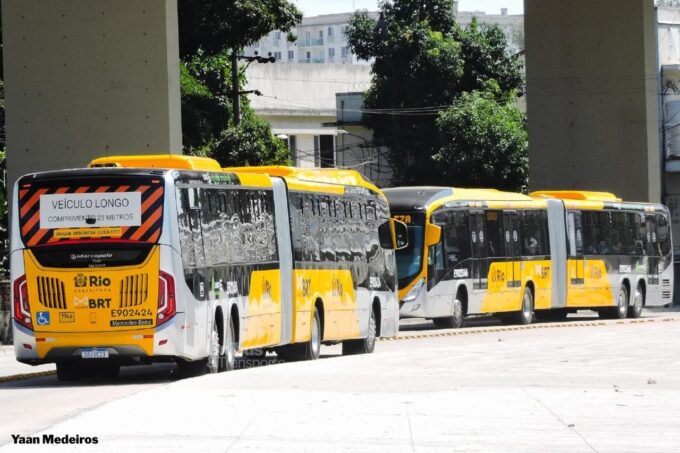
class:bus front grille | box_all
[37,277,67,309]
[120,274,149,308]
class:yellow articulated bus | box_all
[384,187,673,327]
[11,155,404,380]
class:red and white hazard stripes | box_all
[18,181,164,247]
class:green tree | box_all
[178,0,301,166]
[347,0,525,188]
[433,84,528,191]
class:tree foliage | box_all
[434,84,528,191]
[178,0,300,166]
[178,0,302,59]
[347,0,526,189]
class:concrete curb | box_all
[379,316,680,341]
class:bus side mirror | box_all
[425,223,442,246]
[379,219,409,250]
[393,219,409,250]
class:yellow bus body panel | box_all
[292,269,358,343]
[24,246,161,359]
[566,259,614,307]
[241,269,282,350]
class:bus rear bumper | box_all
[14,315,186,366]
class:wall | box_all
[2,0,182,201]
[525,0,661,203]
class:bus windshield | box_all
[395,214,425,285]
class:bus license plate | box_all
[81,348,109,359]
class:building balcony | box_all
[298,37,324,47]
[298,57,326,64]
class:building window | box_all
[273,51,282,61]
[288,50,294,61]
[328,26,334,36]
[274,31,282,40]
[341,46,349,57]
[341,25,349,36]
[328,48,335,62]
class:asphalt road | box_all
[0,309,679,452]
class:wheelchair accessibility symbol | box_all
[36,311,50,326]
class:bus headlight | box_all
[402,278,425,303]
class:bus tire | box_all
[513,287,534,325]
[280,306,322,361]
[222,317,236,371]
[432,298,464,329]
[56,362,80,381]
[97,363,120,380]
[342,306,377,355]
[600,285,628,320]
[538,309,568,322]
[627,285,644,319]
[206,321,221,374]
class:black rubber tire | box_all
[538,309,568,322]
[432,298,464,329]
[56,362,80,381]
[627,285,644,319]
[97,363,120,379]
[221,317,236,371]
[599,285,628,320]
[511,287,534,325]
[342,307,378,355]
[279,307,322,361]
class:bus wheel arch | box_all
[628,280,645,319]
[230,305,240,349]
[456,285,469,317]
[314,298,325,341]
[372,297,382,337]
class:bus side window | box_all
[657,213,671,258]
[443,211,470,267]
[485,210,503,258]
[176,188,197,268]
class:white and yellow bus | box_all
[11,155,404,380]
[385,187,673,327]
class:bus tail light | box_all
[157,271,176,326]
[13,275,33,330]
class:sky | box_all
[291,0,524,17]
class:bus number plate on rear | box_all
[81,348,109,359]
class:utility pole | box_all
[231,49,241,126]
[231,50,275,127]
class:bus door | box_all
[503,211,522,293]
[566,211,585,305]
[470,212,487,290]
[645,214,660,290]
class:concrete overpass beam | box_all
[2,0,182,192]
[525,0,660,202]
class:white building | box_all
[457,9,525,54]
[245,12,379,65]
[245,64,394,180]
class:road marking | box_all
[0,369,56,383]
[380,316,680,342]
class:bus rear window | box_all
[17,175,164,247]
[31,242,153,268]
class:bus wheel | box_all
[513,287,534,325]
[342,307,377,355]
[432,298,464,329]
[600,285,628,320]
[628,285,644,319]
[305,307,322,360]
[222,317,236,371]
[206,321,221,374]
[97,363,120,380]
[56,362,80,381]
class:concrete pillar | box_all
[524,0,660,203]
[2,0,182,195]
